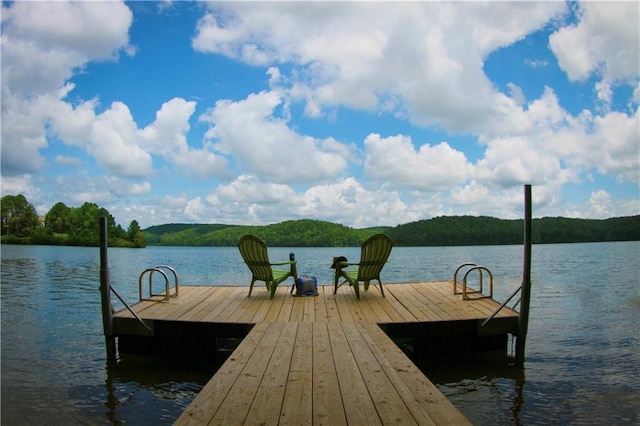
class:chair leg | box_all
[378,280,385,297]
[353,281,360,300]
[248,279,256,297]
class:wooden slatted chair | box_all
[333,233,393,300]
[238,234,297,299]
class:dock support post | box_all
[99,217,116,363]
[516,185,532,364]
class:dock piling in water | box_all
[516,184,533,363]
[99,217,116,362]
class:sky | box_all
[1,1,639,229]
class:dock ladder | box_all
[453,262,493,300]
[139,265,179,302]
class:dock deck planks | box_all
[115,282,517,325]
[113,281,518,425]
[174,321,470,425]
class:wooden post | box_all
[99,217,116,362]
[516,185,532,363]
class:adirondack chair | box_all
[238,234,298,299]
[333,233,393,300]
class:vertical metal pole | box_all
[516,185,532,363]
[100,217,116,362]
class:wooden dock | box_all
[112,282,519,425]
[114,282,517,326]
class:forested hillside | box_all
[144,215,640,247]
[388,215,640,246]
[144,219,388,247]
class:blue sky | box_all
[1,1,638,229]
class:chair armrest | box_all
[271,260,297,266]
[335,261,358,270]
[336,261,358,267]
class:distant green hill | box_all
[144,219,389,247]
[143,215,640,247]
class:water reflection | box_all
[101,353,227,425]
[401,344,526,425]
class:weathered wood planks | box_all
[174,322,470,425]
[113,282,518,325]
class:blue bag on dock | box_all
[294,275,318,297]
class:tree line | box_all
[2,193,638,248]
[144,219,388,247]
[144,215,640,247]
[1,194,145,247]
[388,215,640,246]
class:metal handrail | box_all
[480,284,522,328]
[139,268,170,301]
[453,262,477,294]
[109,286,152,332]
[138,265,179,301]
[154,265,179,298]
[463,265,493,299]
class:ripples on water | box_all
[1,242,639,424]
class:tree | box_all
[45,202,70,233]
[1,194,40,237]
[65,202,118,245]
[127,220,146,247]
[127,220,141,240]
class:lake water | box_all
[1,242,638,425]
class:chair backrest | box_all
[238,235,273,281]
[357,233,393,280]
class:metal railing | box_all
[454,262,522,329]
[139,265,179,302]
[480,284,522,328]
[109,285,152,332]
[453,262,493,299]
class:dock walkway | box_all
[113,282,518,425]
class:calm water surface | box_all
[1,242,638,424]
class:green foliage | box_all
[29,226,58,245]
[144,215,640,247]
[143,220,386,247]
[1,194,146,248]
[45,202,70,233]
[389,215,640,246]
[389,216,523,246]
[1,194,39,237]
[143,224,235,245]
[127,220,141,240]
[3,193,638,248]
[253,220,382,247]
[532,216,640,244]
[126,220,146,247]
